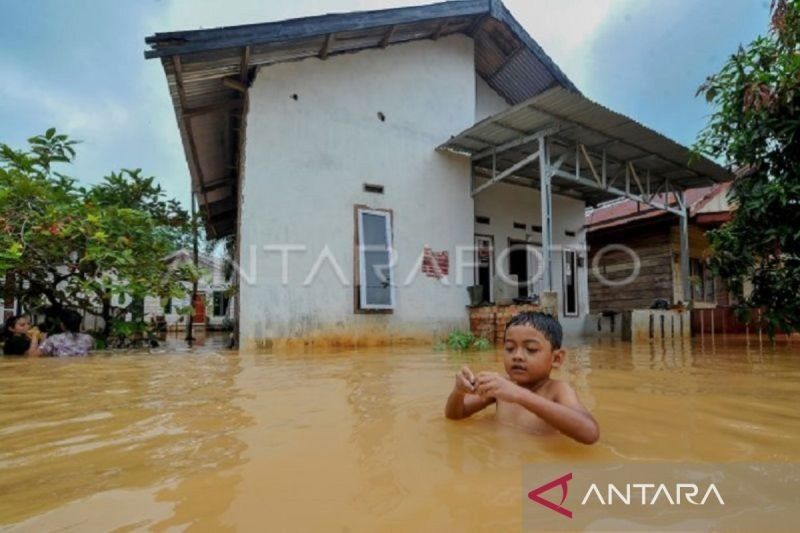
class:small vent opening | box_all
[364,183,384,194]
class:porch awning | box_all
[437,86,734,209]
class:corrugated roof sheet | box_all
[438,86,733,206]
[584,185,722,231]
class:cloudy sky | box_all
[1,0,770,207]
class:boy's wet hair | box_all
[504,311,563,349]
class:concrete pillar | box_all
[538,136,553,291]
[678,191,691,303]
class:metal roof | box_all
[145,0,578,237]
[585,184,730,232]
[438,86,734,207]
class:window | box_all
[703,265,716,302]
[563,249,579,317]
[212,291,230,316]
[129,297,145,320]
[356,207,395,310]
[690,259,717,303]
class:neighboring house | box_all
[143,249,234,329]
[585,183,734,313]
[146,0,731,347]
[2,273,17,320]
[3,250,232,332]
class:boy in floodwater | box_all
[444,311,599,444]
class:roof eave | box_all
[144,0,490,59]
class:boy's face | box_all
[503,324,565,386]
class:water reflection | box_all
[0,350,251,528]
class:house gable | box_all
[475,74,509,122]
[145,0,579,237]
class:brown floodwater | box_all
[1,334,799,531]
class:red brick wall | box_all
[469,304,543,345]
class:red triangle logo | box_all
[527,472,573,519]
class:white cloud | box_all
[0,61,131,137]
[505,0,642,91]
[149,0,425,31]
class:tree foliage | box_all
[0,130,192,338]
[694,0,800,336]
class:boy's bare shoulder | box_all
[541,378,579,401]
[542,378,590,412]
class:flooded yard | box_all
[1,335,799,531]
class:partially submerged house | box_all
[145,0,732,347]
[585,184,738,335]
[585,184,733,312]
[2,248,231,333]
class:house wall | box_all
[587,219,720,313]
[473,178,589,336]
[475,75,509,122]
[588,222,674,312]
[239,35,477,346]
[695,188,732,214]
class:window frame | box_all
[354,206,396,312]
[212,290,230,317]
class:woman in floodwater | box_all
[31,309,93,357]
[2,315,39,356]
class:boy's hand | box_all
[454,366,476,394]
[475,372,522,403]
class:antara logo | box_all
[581,483,725,506]
[528,473,725,519]
[528,473,573,519]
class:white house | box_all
[146,0,732,348]
[6,249,233,333]
[143,249,234,329]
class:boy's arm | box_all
[445,366,495,420]
[522,382,599,444]
[445,390,495,420]
[476,375,599,444]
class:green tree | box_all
[0,130,192,339]
[694,0,800,336]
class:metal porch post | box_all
[539,136,553,291]
[678,191,691,303]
